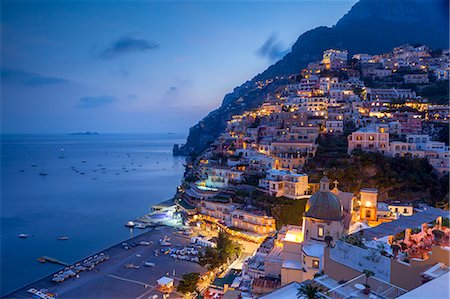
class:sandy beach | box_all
[5,226,207,299]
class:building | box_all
[325,120,343,134]
[364,88,416,101]
[359,188,379,222]
[322,49,348,70]
[403,73,429,84]
[259,169,309,199]
[434,65,449,80]
[323,207,449,292]
[388,203,414,217]
[353,53,373,63]
[386,134,450,173]
[231,209,276,234]
[199,199,276,234]
[347,125,389,154]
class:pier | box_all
[40,256,70,267]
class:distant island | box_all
[69,131,99,136]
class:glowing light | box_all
[284,229,304,243]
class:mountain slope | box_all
[179,0,449,155]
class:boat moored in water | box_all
[57,236,69,240]
[18,233,29,238]
[125,221,135,228]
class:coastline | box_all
[1,134,187,295]
[4,223,205,298]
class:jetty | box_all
[40,256,70,266]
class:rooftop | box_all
[362,207,448,240]
[302,242,325,258]
[178,198,196,210]
[211,270,240,289]
[397,272,449,298]
[282,260,302,270]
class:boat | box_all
[18,233,29,238]
[57,236,69,240]
[37,257,46,263]
[81,160,87,163]
[125,221,135,228]
[135,223,147,229]
[31,164,38,167]
[58,148,65,159]
[39,159,47,176]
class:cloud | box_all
[256,33,290,62]
[78,96,116,108]
[166,86,177,94]
[98,35,159,59]
[1,69,69,86]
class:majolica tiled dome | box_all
[305,176,343,221]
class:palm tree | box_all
[297,282,323,299]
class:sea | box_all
[0,133,187,295]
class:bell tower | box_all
[359,188,378,222]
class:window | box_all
[403,208,408,214]
[368,136,375,141]
[313,260,320,269]
[318,227,324,237]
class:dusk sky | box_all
[1,0,356,134]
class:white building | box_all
[259,169,309,200]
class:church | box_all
[263,176,356,285]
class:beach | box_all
[5,226,207,298]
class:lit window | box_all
[313,260,320,269]
[318,227,324,237]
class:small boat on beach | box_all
[159,235,171,246]
[18,233,29,238]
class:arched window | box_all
[365,210,371,219]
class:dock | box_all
[40,256,70,266]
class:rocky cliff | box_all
[177,0,449,155]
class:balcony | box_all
[316,274,407,299]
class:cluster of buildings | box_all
[243,176,449,299]
[174,44,449,298]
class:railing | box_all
[368,275,407,298]
[322,273,407,299]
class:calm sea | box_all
[0,133,186,295]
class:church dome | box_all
[305,176,343,221]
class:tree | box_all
[177,272,200,295]
[363,269,375,286]
[297,283,323,299]
[198,231,241,270]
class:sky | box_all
[1,0,357,134]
